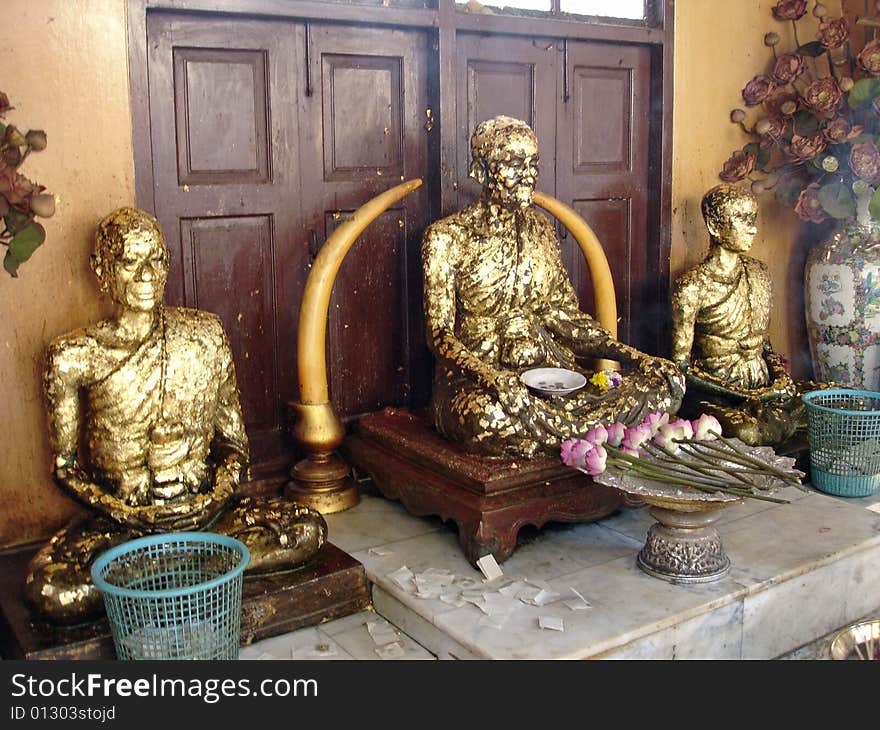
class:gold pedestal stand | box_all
[284,402,359,513]
[284,180,423,514]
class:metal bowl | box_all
[829,619,880,660]
[520,367,586,396]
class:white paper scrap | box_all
[564,599,590,611]
[482,593,518,615]
[375,640,406,659]
[454,577,481,590]
[387,565,415,591]
[538,616,564,632]
[498,580,527,598]
[564,587,592,611]
[521,588,561,606]
[366,621,400,646]
[368,547,394,557]
[867,502,880,514]
[440,590,466,607]
[255,652,275,660]
[476,554,503,582]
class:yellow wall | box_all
[0,0,814,548]
[672,0,814,380]
[0,0,135,547]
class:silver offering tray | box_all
[588,440,804,583]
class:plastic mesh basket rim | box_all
[802,388,880,415]
[90,531,250,601]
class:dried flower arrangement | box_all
[720,1,880,224]
[0,91,54,276]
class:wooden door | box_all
[454,33,655,352]
[147,13,305,479]
[145,13,431,482]
[298,23,431,418]
[556,41,652,351]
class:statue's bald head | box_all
[701,184,756,237]
[92,208,168,292]
[470,116,538,168]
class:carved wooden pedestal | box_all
[341,408,624,565]
[0,543,369,660]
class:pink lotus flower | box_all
[654,418,694,453]
[641,411,670,435]
[582,443,608,477]
[583,424,608,446]
[691,414,723,441]
[606,421,626,447]
[560,438,589,469]
[622,423,653,451]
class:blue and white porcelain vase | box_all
[804,194,880,390]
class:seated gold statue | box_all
[671,184,811,446]
[26,208,327,624]
[422,116,685,458]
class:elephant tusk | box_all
[533,191,618,339]
[297,179,423,405]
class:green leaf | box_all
[848,78,880,110]
[792,110,820,136]
[743,142,771,169]
[8,221,45,263]
[775,176,804,207]
[869,187,880,222]
[3,249,19,277]
[4,210,28,235]
[817,181,856,219]
[796,41,825,57]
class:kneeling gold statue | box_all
[671,184,817,446]
[422,116,685,458]
[27,208,326,624]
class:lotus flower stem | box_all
[602,445,784,499]
[642,441,760,489]
[686,433,806,487]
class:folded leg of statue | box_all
[211,496,327,574]
[24,514,140,625]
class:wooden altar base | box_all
[341,408,624,566]
[0,542,370,660]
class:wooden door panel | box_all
[455,34,558,207]
[561,198,631,328]
[570,66,633,175]
[300,24,430,418]
[147,13,304,478]
[173,47,271,185]
[327,209,410,412]
[321,54,404,180]
[557,42,651,350]
[179,215,278,460]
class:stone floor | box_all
[241,480,880,660]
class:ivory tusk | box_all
[533,191,618,339]
[297,179,423,405]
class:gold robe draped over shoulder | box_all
[673,256,772,390]
[422,201,682,457]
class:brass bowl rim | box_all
[829,618,880,660]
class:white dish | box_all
[520,367,586,396]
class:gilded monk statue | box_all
[422,116,685,458]
[671,184,812,446]
[26,208,327,624]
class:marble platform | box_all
[241,482,880,660]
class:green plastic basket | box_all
[802,388,880,498]
[91,532,249,660]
